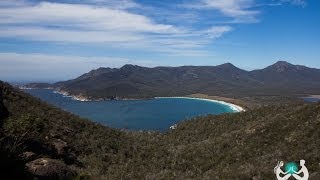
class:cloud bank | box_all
[0,53,158,81]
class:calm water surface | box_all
[303,97,320,103]
[24,89,236,131]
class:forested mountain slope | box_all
[1,81,319,179]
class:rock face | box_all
[20,151,37,161]
[52,139,68,156]
[50,138,78,165]
[26,158,75,179]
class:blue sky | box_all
[0,0,319,82]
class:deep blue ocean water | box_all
[24,89,235,131]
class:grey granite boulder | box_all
[26,158,75,179]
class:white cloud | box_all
[0,1,233,56]
[0,27,144,43]
[279,0,306,6]
[115,26,232,55]
[0,1,235,60]
[0,53,158,81]
[183,0,259,21]
[203,26,233,39]
[0,2,177,33]
[82,0,140,9]
[0,0,28,7]
[203,0,258,17]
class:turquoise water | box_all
[24,89,236,131]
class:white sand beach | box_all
[155,96,245,112]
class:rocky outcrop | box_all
[26,158,75,179]
[50,138,78,165]
[20,151,37,161]
[52,139,68,156]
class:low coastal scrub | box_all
[1,81,319,179]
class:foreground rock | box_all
[52,139,68,156]
[20,151,37,161]
[26,158,75,179]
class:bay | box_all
[24,89,236,131]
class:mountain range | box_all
[24,61,320,99]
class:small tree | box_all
[3,114,44,153]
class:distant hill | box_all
[22,82,53,89]
[2,81,320,179]
[25,61,320,99]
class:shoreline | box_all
[307,95,320,99]
[155,97,245,112]
[53,90,92,102]
[53,90,145,101]
[22,87,245,112]
[19,87,53,90]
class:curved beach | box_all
[51,89,245,112]
[155,97,245,112]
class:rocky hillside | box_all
[0,81,133,179]
[1,81,320,179]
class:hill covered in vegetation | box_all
[25,61,320,100]
[1,81,320,179]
